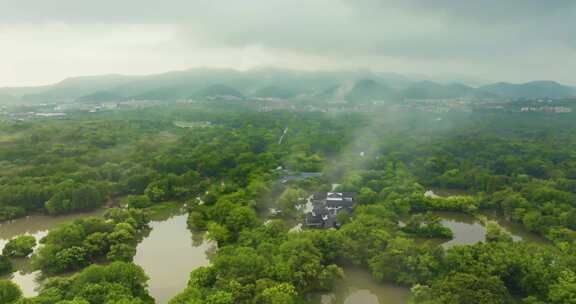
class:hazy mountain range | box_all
[1,68,575,104]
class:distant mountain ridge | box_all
[320,79,398,102]
[478,81,576,99]
[0,68,574,104]
[192,84,245,101]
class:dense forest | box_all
[1,102,576,304]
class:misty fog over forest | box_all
[1,1,576,304]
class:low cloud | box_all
[0,0,575,85]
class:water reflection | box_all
[1,258,40,296]
[433,211,548,248]
[311,266,410,304]
[0,210,105,250]
[484,212,548,244]
[435,212,486,248]
[424,189,546,247]
[0,208,214,302]
[134,213,215,304]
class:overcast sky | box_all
[1,0,575,86]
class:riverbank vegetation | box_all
[2,104,576,303]
[402,212,453,239]
[23,262,153,304]
[0,255,12,276]
[0,280,22,304]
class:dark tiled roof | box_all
[304,192,355,229]
[313,192,355,199]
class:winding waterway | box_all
[0,209,106,296]
[0,189,547,304]
[134,212,214,303]
[313,190,548,304]
[0,209,213,303]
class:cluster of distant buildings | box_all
[0,100,169,121]
[397,98,575,114]
[520,106,572,113]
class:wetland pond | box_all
[426,188,547,247]
[437,211,548,248]
[0,189,546,304]
[308,213,546,304]
[0,208,214,304]
[0,209,106,296]
[310,266,411,304]
[134,212,214,303]
[425,188,547,247]
[310,189,547,304]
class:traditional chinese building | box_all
[304,192,355,228]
